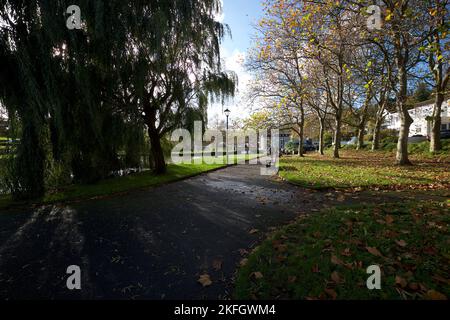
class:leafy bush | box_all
[381,142,398,152]
[285,141,298,153]
[364,134,374,142]
[409,140,450,155]
[45,159,73,191]
[324,133,333,146]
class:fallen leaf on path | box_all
[433,275,450,285]
[423,290,447,300]
[331,271,343,284]
[198,274,212,287]
[385,215,395,224]
[408,283,419,291]
[240,258,249,267]
[395,240,408,247]
[395,276,407,288]
[341,248,352,257]
[249,229,259,235]
[238,249,249,256]
[324,288,337,300]
[331,255,344,266]
[366,247,383,257]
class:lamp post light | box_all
[224,108,231,164]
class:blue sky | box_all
[221,0,264,54]
[208,0,264,126]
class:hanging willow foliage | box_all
[0,0,236,198]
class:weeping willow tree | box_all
[114,0,237,174]
[0,1,59,199]
[0,1,137,196]
[0,0,236,198]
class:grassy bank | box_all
[0,154,259,210]
[279,150,450,190]
[235,201,450,300]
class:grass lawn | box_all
[279,150,450,190]
[0,154,260,210]
[234,200,450,300]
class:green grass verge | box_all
[0,154,261,210]
[43,162,226,204]
[280,150,450,190]
[234,201,450,300]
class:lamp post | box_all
[224,108,231,164]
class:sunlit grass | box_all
[235,201,450,300]
[279,150,450,190]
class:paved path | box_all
[0,164,331,300]
[0,164,447,300]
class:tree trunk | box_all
[298,113,305,157]
[148,128,166,174]
[395,43,413,166]
[319,117,325,155]
[333,113,342,159]
[396,109,413,165]
[356,123,365,150]
[298,131,304,157]
[430,93,443,153]
[372,117,382,151]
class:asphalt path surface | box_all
[1,163,439,300]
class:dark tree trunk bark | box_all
[333,112,342,159]
[394,40,413,166]
[356,124,365,151]
[430,93,444,153]
[397,109,413,165]
[372,117,382,151]
[397,110,414,166]
[148,127,166,174]
[298,109,305,157]
[298,131,304,157]
[396,64,413,166]
[319,117,325,155]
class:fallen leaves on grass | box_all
[366,247,383,257]
[240,258,249,267]
[251,272,264,280]
[331,271,344,284]
[423,290,447,300]
[385,215,395,224]
[324,288,337,300]
[198,274,212,287]
[395,276,407,288]
[331,255,344,266]
[395,240,408,247]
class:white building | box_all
[385,98,450,137]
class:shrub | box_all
[324,133,333,146]
[285,141,298,153]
